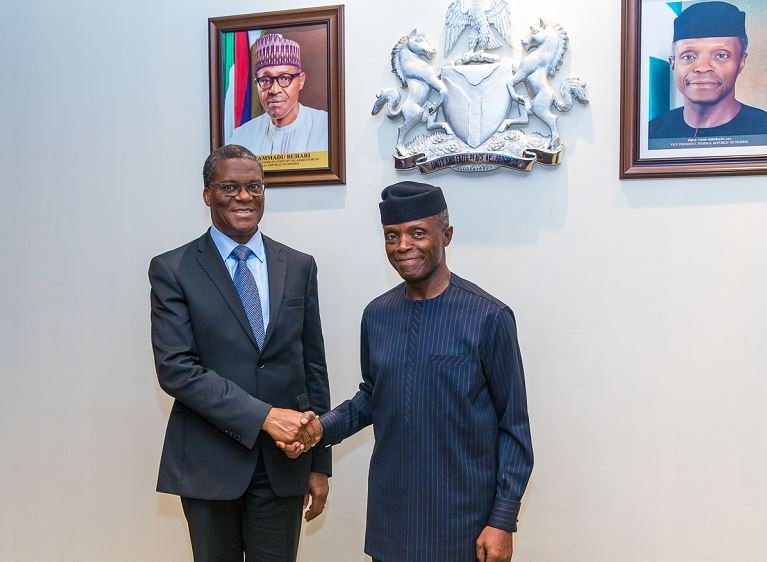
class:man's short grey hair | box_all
[435,208,450,230]
[203,144,263,187]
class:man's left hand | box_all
[304,472,329,522]
[475,525,513,562]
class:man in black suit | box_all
[149,144,331,561]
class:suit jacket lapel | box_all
[195,231,260,350]
[263,235,285,351]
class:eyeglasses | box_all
[255,72,302,90]
[208,182,266,197]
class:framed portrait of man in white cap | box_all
[620,0,767,178]
[209,6,345,186]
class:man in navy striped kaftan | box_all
[283,182,533,562]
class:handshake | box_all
[262,407,324,459]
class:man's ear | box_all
[443,225,454,247]
[202,187,211,207]
[738,52,748,75]
[668,56,675,70]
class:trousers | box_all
[181,458,303,562]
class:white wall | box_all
[1,1,766,561]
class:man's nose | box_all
[693,55,713,72]
[234,186,254,200]
[268,79,283,92]
[396,236,412,252]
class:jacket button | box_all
[257,363,265,369]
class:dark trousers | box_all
[181,459,303,562]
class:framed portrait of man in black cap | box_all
[620,0,767,178]
[209,6,346,186]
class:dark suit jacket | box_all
[149,230,331,499]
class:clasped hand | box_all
[262,408,323,457]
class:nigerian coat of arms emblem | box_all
[372,0,589,173]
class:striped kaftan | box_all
[321,274,534,562]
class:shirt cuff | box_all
[310,442,332,476]
[486,497,521,532]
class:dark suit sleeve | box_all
[319,311,374,445]
[481,307,534,532]
[302,257,332,475]
[149,255,271,450]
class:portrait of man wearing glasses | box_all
[228,33,329,156]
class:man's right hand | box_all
[275,414,324,459]
[262,408,319,448]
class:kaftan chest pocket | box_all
[430,353,470,367]
[429,353,478,399]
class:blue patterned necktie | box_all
[231,245,266,349]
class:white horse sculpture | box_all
[497,20,588,149]
[372,29,453,151]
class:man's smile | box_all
[396,256,423,265]
[685,79,722,86]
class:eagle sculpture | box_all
[444,0,513,57]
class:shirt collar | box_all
[209,225,266,263]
